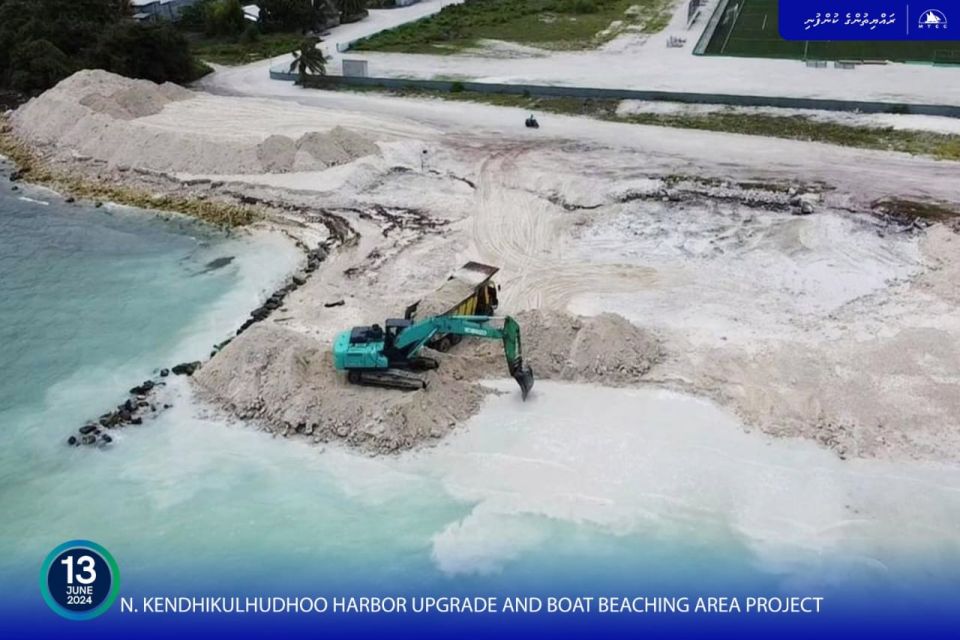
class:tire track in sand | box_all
[470,146,659,311]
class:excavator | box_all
[333,315,535,399]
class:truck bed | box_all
[411,262,500,319]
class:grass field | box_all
[189,32,305,66]
[353,0,673,53]
[703,0,960,63]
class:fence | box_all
[270,69,960,118]
[693,0,730,55]
[687,0,704,27]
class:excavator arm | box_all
[394,315,535,399]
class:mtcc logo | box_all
[918,9,948,29]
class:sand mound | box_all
[11,70,380,175]
[78,82,192,120]
[257,134,297,173]
[194,310,662,454]
[296,126,380,167]
[13,70,190,145]
[463,309,663,385]
[193,324,489,454]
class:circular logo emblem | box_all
[40,540,120,620]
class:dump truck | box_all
[404,261,500,351]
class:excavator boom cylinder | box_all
[502,316,534,399]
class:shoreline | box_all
[1,116,259,228]
[66,223,330,449]
[9,131,958,463]
[5,70,959,464]
[0,153,333,448]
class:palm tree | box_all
[289,37,326,85]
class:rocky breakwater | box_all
[65,242,331,449]
[66,366,197,448]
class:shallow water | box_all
[406,381,960,592]
[0,175,958,610]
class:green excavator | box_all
[333,315,535,399]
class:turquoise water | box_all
[1,170,958,608]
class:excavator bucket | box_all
[513,363,535,400]
[503,316,535,400]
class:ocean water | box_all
[1,172,959,631]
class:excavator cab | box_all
[349,324,383,344]
[383,319,413,356]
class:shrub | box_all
[558,0,599,14]
[259,0,317,33]
[93,21,197,85]
[239,22,261,44]
[0,0,200,93]
[9,40,74,93]
[205,0,248,37]
[178,0,218,31]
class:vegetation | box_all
[180,0,326,65]
[617,111,960,161]
[190,32,307,65]
[338,0,369,23]
[0,0,204,95]
[259,0,318,32]
[354,0,673,53]
[289,38,327,84]
[871,198,960,223]
[92,21,199,86]
[0,117,259,227]
[309,81,960,161]
[203,0,248,36]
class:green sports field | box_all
[701,0,960,63]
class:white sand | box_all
[194,310,662,454]
[11,71,382,175]
[11,66,960,463]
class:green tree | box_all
[93,21,196,85]
[8,39,74,93]
[0,0,200,94]
[239,22,261,45]
[0,0,124,87]
[178,0,218,31]
[288,37,326,84]
[260,0,317,33]
[205,0,247,37]
[337,0,367,22]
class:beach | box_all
[1,47,959,628]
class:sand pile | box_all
[295,127,380,168]
[464,310,663,385]
[79,83,192,120]
[12,70,189,147]
[11,70,380,174]
[193,324,489,454]
[194,310,662,454]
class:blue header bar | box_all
[779,2,958,40]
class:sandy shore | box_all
[8,70,960,461]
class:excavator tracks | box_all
[347,369,428,392]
